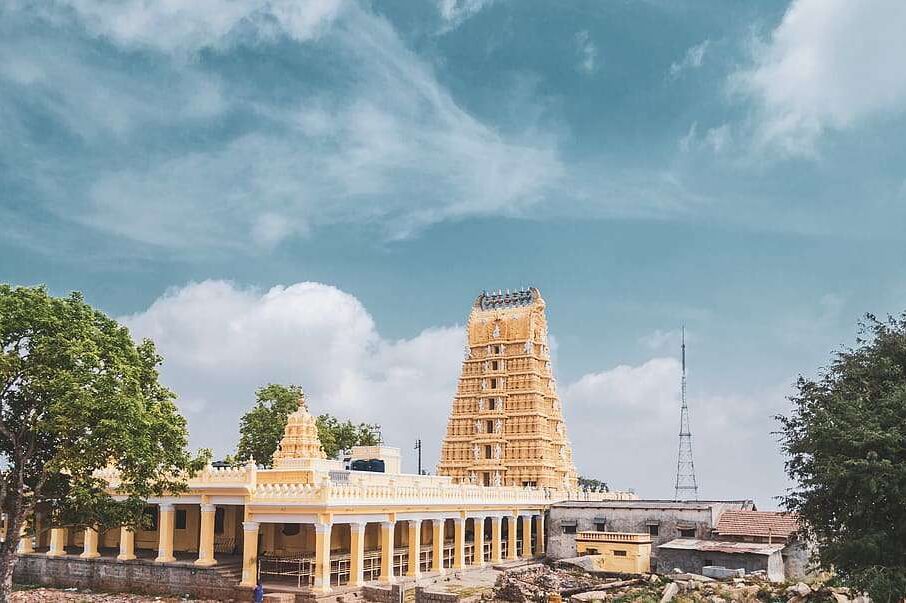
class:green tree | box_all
[235,384,303,467]
[577,476,609,492]
[0,285,207,598]
[315,414,381,459]
[778,313,906,602]
[234,383,382,466]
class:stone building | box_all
[712,509,810,579]
[656,539,787,582]
[437,288,578,490]
[574,531,652,574]
[547,499,755,569]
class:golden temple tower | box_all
[438,288,579,490]
[272,393,327,467]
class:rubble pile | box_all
[488,565,871,603]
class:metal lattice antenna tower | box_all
[674,326,699,501]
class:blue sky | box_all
[3,0,906,506]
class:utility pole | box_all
[414,439,422,475]
[674,326,699,501]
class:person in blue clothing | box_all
[253,580,264,603]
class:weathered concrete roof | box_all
[552,499,754,511]
[658,538,785,556]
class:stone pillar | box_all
[379,520,395,584]
[521,515,532,558]
[431,519,445,575]
[195,504,217,566]
[155,503,176,563]
[507,515,517,561]
[117,527,136,561]
[407,520,422,578]
[81,527,100,559]
[17,524,34,554]
[47,527,67,557]
[349,523,366,587]
[452,517,465,570]
[535,514,545,557]
[490,517,502,564]
[471,517,485,567]
[313,522,332,593]
[239,521,260,588]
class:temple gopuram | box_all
[12,288,634,599]
[438,288,578,490]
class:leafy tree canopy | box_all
[234,383,381,466]
[0,285,207,594]
[578,476,609,492]
[778,313,906,601]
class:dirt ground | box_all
[11,587,221,602]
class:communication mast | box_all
[674,326,699,501]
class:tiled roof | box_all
[715,510,799,540]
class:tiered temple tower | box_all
[272,392,328,468]
[437,288,578,490]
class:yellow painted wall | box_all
[576,540,651,574]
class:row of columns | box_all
[32,502,221,567]
[239,513,545,592]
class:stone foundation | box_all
[13,553,247,600]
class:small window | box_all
[485,445,492,458]
[487,420,494,433]
[175,509,187,530]
[563,525,577,534]
[143,507,158,531]
[214,508,225,534]
[613,550,627,557]
[594,522,606,532]
[585,548,598,555]
[704,558,714,567]
[679,528,696,538]
[491,361,499,371]
[648,524,659,536]
[282,524,300,536]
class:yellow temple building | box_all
[12,288,633,598]
[438,288,578,490]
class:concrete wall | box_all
[13,553,244,600]
[782,541,812,580]
[548,502,751,561]
[655,548,784,582]
[575,540,651,574]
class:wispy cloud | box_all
[574,30,598,74]
[435,0,495,31]
[668,39,710,80]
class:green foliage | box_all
[777,313,906,602]
[315,413,381,459]
[578,476,609,492]
[234,383,382,466]
[235,384,303,467]
[0,285,207,592]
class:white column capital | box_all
[158,503,175,512]
[381,520,395,529]
[242,521,259,532]
[452,516,465,525]
[350,522,366,533]
[314,522,332,534]
[432,518,447,528]
[200,504,216,513]
[409,518,422,528]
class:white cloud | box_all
[57,0,344,53]
[668,40,710,80]
[639,329,686,352]
[705,124,732,153]
[563,358,792,505]
[122,280,464,471]
[436,0,495,30]
[574,30,597,75]
[733,0,906,155]
[9,1,562,250]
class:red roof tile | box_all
[715,510,799,540]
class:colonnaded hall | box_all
[12,288,634,598]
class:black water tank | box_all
[351,458,385,473]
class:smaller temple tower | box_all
[272,393,330,469]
